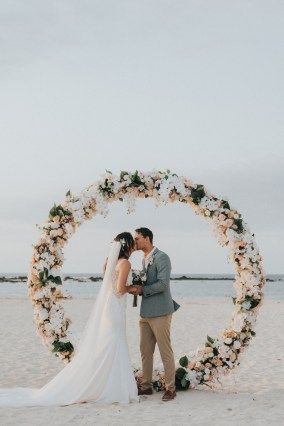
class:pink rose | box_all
[225,219,234,227]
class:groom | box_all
[128,227,180,402]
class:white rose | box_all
[233,340,241,350]
[44,323,53,333]
[38,309,49,321]
[242,300,251,310]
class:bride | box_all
[0,232,139,406]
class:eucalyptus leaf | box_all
[179,355,188,368]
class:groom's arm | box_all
[142,254,171,297]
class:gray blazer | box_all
[140,247,180,318]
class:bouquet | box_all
[131,269,147,307]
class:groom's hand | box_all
[127,285,143,295]
[133,285,143,295]
[127,285,136,294]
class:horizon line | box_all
[0,272,283,276]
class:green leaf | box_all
[65,190,71,197]
[53,276,62,285]
[120,171,128,180]
[55,276,62,285]
[232,297,236,305]
[49,203,72,219]
[190,184,206,205]
[251,331,256,336]
[250,299,260,309]
[39,269,62,287]
[38,271,47,286]
[175,367,188,390]
[181,375,189,389]
[244,295,261,309]
[234,218,244,234]
[38,268,49,285]
[213,347,219,356]
[175,367,187,380]
[221,200,231,210]
[179,355,189,368]
[52,340,74,353]
[49,204,59,217]
[130,170,143,186]
[207,335,215,344]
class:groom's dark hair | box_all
[135,227,153,244]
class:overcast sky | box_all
[0,1,283,274]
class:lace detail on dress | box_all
[112,268,132,298]
[112,269,122,297]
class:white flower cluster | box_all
[199,196,221,212]
[156,173,188,204]
[84,170,191,212]
[123,193,136,214]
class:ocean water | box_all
[0,274,283,300]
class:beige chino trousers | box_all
[139,313,176,392]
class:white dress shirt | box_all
[144,246,156,269]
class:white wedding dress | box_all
[0,241,138,406]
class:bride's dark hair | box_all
[114,232,135,260]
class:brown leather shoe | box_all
[138,387,153,396]
[162,390,176,401]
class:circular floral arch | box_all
[28,170,265,390]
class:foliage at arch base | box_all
[27,170,265,391]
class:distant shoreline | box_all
[0,274,282,283]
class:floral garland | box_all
[28,170,265,393]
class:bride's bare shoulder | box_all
[116,259,131,270]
